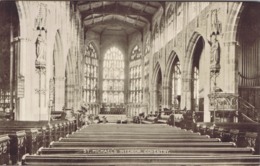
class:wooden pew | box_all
[0,120,76,147]
[0,128,39,155]
[49,141,236,148]
[22,123,260,165]
[193,122,260,154]
[68,133,210,139]
[22,155,260,165]
[0,124,50,148]
[76,130,198,135]
[37,147,255,156]
[59,137,221,143]
[0,120,76,164]
[0,130,26,164]
[194,122,260,136]
[0,134,10,165]
[79,127,195,133]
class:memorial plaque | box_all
[17,76,25,98]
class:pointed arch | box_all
[183,31,206,110]
[52,30,65,111]
[65,49,74,109]
[223,2,244,43]
[152,62,162,89]
[185,31,204,78]
[165,48,182,85]
[53,30,65,77]
[83,42,99,104]
[165,50,182,109]
[85,41,99,59]
[151,62,163,113]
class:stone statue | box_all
[208,32,220,72]
[35,34,46,68]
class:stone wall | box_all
[14,1,82,120]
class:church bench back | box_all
[22,154,260,165]
[0,134,10,165]
[49,141,236,148]
[0,130,26,165]
[37,146,254,156]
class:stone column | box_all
[18,36,36,121]
[223,41,237,93]
[181,77,192,110]
[162,85,171,109]
[54,76,65,111]
[14,37,28,120]
[152,90,158,113]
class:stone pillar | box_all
[14,37,28,120]
[18,36,37,121]
[162,85,171,109]
[223,41,237,93]
[153,90,158,113]
[204,44,211,122]
[54,76,65,111]
[181,77,191,110]
[35,67,47,120]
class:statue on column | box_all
[208,9,222,73]
[208,32,220,73]
[35,33,46,68]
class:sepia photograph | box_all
[0,0,260,165]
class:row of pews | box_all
[193,122,260,154]
[22,124,260,165]
[0,120,79,165]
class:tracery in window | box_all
[102,47,124,104]
[83,43,98,103]
[129,45,142,103]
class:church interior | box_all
[0,1,260,165]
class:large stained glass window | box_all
[83,43,98,103]
[129,45,142,103]
[102,47,124,104]
[172,61,181,109]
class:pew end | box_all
[21,153,29,165]
[36,147,43,155]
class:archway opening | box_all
[52,31,65,112]
[169,56,181,111]
[156,68,162,114]
[64,52,73,110]
[0,1,19,119]
[191,36,204,121]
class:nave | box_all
[1,1,260,165]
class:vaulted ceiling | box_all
[77,1,163,35]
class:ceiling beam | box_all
[81,4,152,23]
[85,19,143,33]
[134,1,160,10]
[84,15,145,27]
[135,2,148,26]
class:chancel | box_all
[0,1,260,165]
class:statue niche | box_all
[208,32,220,73]
[35,33,46,69]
